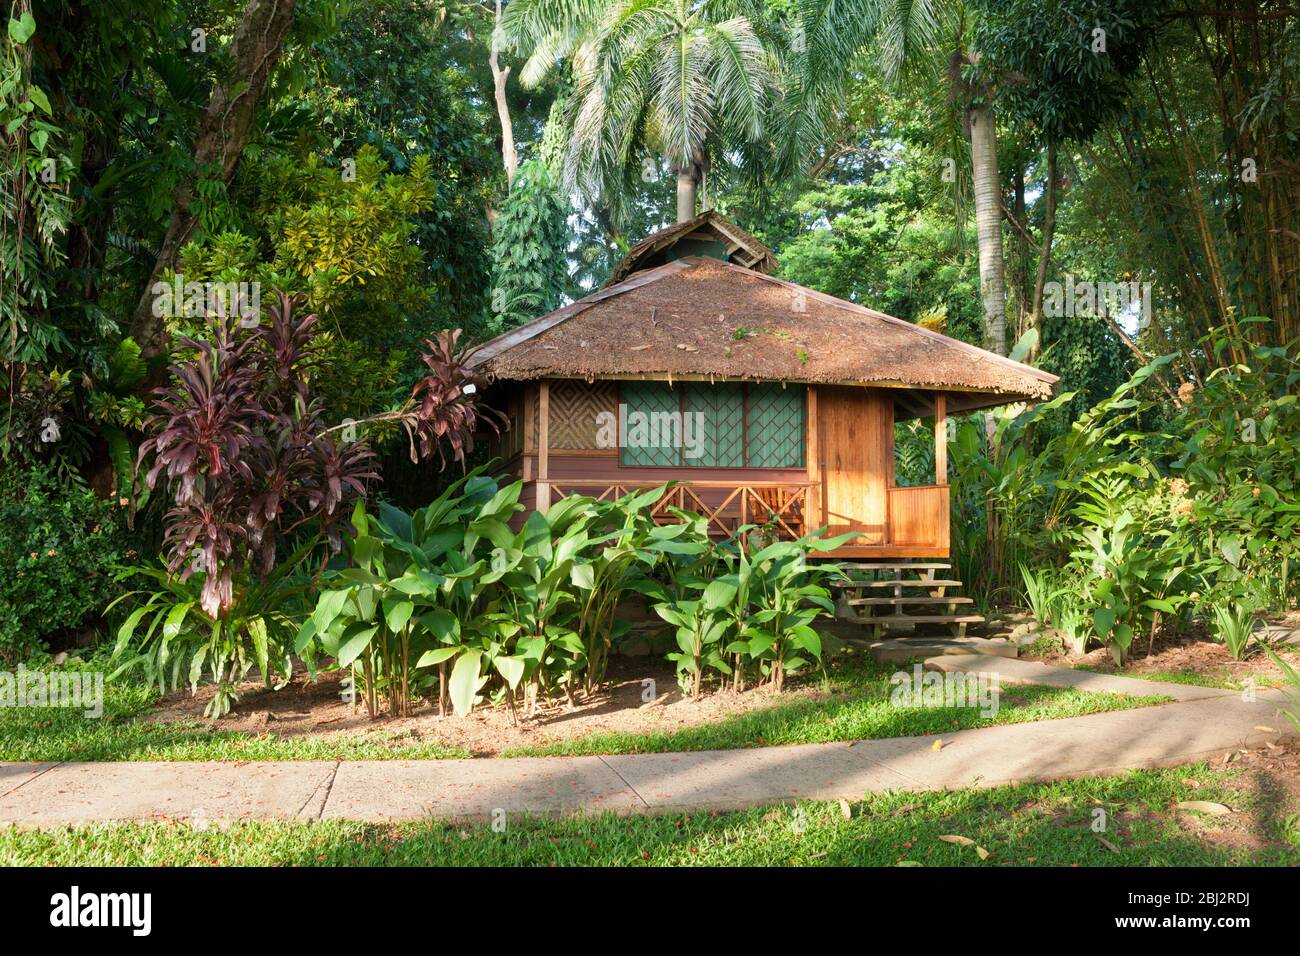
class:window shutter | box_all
[619,381,681,466]
[683,383,745,467]
[746,383,806,467]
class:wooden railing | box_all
[887,484,950,550]
[548,479,816,541]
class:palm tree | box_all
[798,0,1009,354]
[498,0,781,223]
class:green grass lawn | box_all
[0,680,471,761]
[504,655,1168,757]
[0,654,1168,762]
[2,764,1295,866]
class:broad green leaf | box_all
[702,579,738,610]
[313,588,350,632]
[1092,607,1115,638]
[417,609,459,641]
[493,654,526,688]
[28,85,50,115]
[416,646,460,668]
[294,618,318,654]
[570,562,595,589]
[449,649,484,716]
[8,13,35,44]
[383,599,414,633]
[337,625,378,667]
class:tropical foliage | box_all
[297,475,845,718]
[956,322,1298,663]
[2,0,1297,704]
[112,292,498,715]
[0,465,129,663]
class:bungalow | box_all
[470,211,1056,631]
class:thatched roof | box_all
[606,209,778,285]
[474,235,1057,417]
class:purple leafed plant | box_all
[137,294,505,619]
[404,328,506,468]
[138,293,378,617]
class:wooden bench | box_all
[753,485,804,539]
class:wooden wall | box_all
[816,385,893,544]
[496,378,950,556]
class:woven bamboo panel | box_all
[547,380,616,449]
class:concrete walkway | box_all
[2,685,1295,827]
[923,653,1233,701]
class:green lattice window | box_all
[618,382,805,468]
[619,381,680,467]
[683,383,745,467]
[746,383,806,468]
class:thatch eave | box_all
[472,255,1057,412]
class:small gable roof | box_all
[606,209,778,285]
[471,253,1058,416]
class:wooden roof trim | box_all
[606,210,777,285]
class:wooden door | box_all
[819,386,892,543]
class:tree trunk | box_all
[1011,164,1027,339]
[489,0,517,188]
[968,103,1007,355]
[1027,142,1058,362]
[129,0,297,360]
[675,166,698,223]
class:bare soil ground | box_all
[1172,741,1300,855]
[145,656,827,756]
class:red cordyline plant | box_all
[405,328,505,466]
[138,293,379,617]
[138,294,503,619]
[118,293,502,716]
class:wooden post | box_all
[934,392,947,486]
[806,386,821,530]
[521,384,535,481]
[537,380,551,511]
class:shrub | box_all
[1171,322,1300,612]
[950,321,1297,658]
[655,527,848,697]
[303,475,524,719]
[0,467,129,663]
[304,477,848,716]
[116,295,500,716]
[1207,597,1257,661]
[302,477,667,719]
[1019,563,1062,628]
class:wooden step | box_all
[835,579,963,590]
[848,596,974,607]
[834,562,951,571]
[869,614,985,625]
